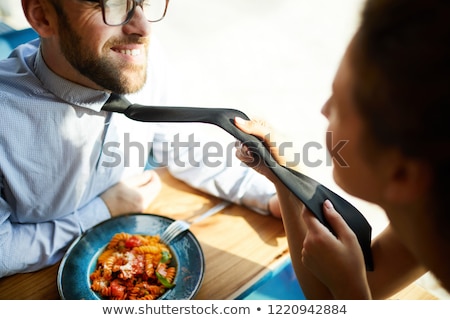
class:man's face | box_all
[50,0,151,94]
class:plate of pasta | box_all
[57,213,205,300]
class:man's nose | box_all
[122,5,151,36]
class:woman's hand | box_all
[234,117,288,182]
[302,200,371,299]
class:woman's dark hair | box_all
[352,0,450,228]
[353,5,450,178]
[354,0,450,154]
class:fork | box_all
[160,200,231,244]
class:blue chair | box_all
[0,23,38,59]
[236,257,305,300]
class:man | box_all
[0,0,279,278]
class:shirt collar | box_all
[33,46,110,112]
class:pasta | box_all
[90,232,176,300]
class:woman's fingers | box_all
[234,117,287,166]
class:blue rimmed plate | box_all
[57,213,205,300]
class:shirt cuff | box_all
[238,173,277,216]
[76,197,111,232]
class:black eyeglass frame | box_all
[90,0,170,26]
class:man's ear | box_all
[383,156,432,204]
[22,0,56,37]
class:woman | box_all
[235,0,450,299]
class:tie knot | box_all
[102,93,131,113]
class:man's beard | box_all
[56,15,148,94]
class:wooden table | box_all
[0,168,437,300]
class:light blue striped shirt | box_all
[0,39,276,277]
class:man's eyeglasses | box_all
[91,0,169,26]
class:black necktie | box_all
[102,93,374,271]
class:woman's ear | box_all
[383,156,432,204]
[22,0,56,37]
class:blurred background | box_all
[2,0,448,299]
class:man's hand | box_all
[100,170,162,217]
[268,195,282,218]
